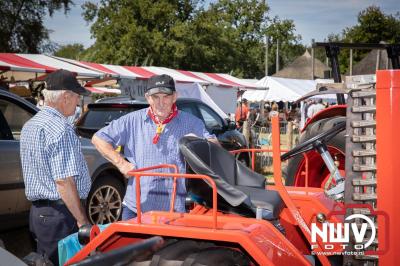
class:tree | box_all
[319,6,400,74]
[81,0,197,66]
[54,43,85,59]
[82,0,303,78]
[0,0,73,53]
[266,16,304,75]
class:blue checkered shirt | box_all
[95,108,215,213]
[20,107,91,201]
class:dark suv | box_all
[75,97,249,224]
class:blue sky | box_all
[44,0,399,48]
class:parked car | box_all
[76,97,250,224]
[0,91,248,229]
[0,90,116,228]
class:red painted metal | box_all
[376,70,400,265]
[130,164,178,213]
[301,104,346,132]
[65,212,311,266]
[270,115,331,265]
[65,121,350,266]
[293,146,345,188]
[128,167,218,229]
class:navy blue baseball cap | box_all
[146,74,176,95]
[46,69,90,96]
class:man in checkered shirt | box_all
[20,69,91,265]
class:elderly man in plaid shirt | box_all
[20,69,91,265]
[92,74,218,220]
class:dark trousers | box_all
[29,202,78,266]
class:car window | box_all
[78,108,139,128]
[178,104,200,118]
[0,99,33,140]
[197,104,223,131]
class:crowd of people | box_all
[235,98,333,133]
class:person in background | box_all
[20,69,91,265]
[235,98,249,128]
[268,103,279,121]
[92,74,218,220]
[307,98,325,119]
[248,108,260,128]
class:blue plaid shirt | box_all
[20,107,91,201]
[95,108,215,213]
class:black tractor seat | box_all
[179,136,284,220]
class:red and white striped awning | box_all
[85,86,121,94]
[0,53,103,81]
[54,57,206,84]
[177,70,261,89]
[1,53,264,89]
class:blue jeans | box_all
[122,205,137,220]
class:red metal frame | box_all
[65,117,349,266]
[129,168,219,229]
[270,116,331,265]
[376,70,400,265]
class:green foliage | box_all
[82,0,304,78]
[0,0,72,53]
[318,6,400,74]
[54,43,85,59]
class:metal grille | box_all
[344,80,378,265]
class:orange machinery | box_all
[64,70,399,265]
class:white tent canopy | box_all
[241,89,268,102]
[205,85,237,114]
[244,76,336,102]
[176,83,228,118]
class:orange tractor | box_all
[64,61,399,265]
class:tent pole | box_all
[265,36,269,76]
[276,39,280,73]
[311,39,315,80]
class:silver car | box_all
[0,89,122,229]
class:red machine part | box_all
[376,70,400,265]
[301,105,347,133]
[65,118,346,266]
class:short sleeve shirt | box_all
[95,108,215,213]
[20,107,91,201]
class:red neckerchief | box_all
[147,104,178,144]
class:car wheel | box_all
[87,176,124,224]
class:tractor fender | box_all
[301,104,347,133]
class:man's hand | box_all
[92,135,135,178]
[56,176,89,227]
[117,160,135,178]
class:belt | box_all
[32,199,86,207]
